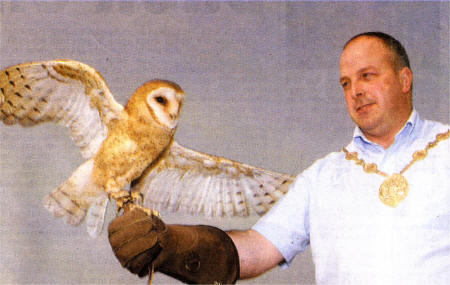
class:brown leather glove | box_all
[108,207,240,284]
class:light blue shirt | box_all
[253,110,450,285]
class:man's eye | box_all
[362,72,373,79]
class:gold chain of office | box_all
[342,129,450,207]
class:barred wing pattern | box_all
[0,60,123,158]
[132,142,295,217]
[1,59,294,230]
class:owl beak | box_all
[168,113,178,129]
[169,121,178,129]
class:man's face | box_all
[339,36,412,145]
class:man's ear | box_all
[399,67,413,93]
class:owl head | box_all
[126,80,185,130]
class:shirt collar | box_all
[352,109,420,149]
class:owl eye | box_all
[155,96,167,105]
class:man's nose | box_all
[351,81,364,98]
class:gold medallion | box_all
[378,174,409,207]
[343,129,449,208]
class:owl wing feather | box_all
[132,141,294,217]
[0,60,123,158]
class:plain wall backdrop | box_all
[0,1,448,284]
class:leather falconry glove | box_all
[108,206,240,284]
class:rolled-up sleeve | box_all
[252,173,311,266]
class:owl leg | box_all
[131,190,144,204]
[109,190,160,217]
[128,204,160,218]
[108,189,130,200]
[108,190,131,212]
[128,188,160,217]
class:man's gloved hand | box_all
[108,207,239,284]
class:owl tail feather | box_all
[86,195,109,238]
[43,185,87,227]
[43,159,107,237]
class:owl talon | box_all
[131,190,144,205]
[108,190,133,214]
[128,203,160,218]
[151,209,161,218]
[108,190,130,201]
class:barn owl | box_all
[0,60,294,237]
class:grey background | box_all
[0,1,448,284]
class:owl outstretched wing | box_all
[0,60,123,158]
[132,141,295,217]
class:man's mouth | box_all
[356,103,375,113]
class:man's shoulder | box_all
[301,150,347,178]
[422,118,449,130]
[418,118,449,143]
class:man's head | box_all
[344,32,411,71]
[339,32,413,147]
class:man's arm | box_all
[108,207,240,284]
[108,207,284,283]
[228,229,284,279]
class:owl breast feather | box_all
[92,115,174,193]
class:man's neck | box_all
[361,110,414,149]
[363,120,408,149]
[364,132,396,149]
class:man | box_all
[108,32,449,284]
